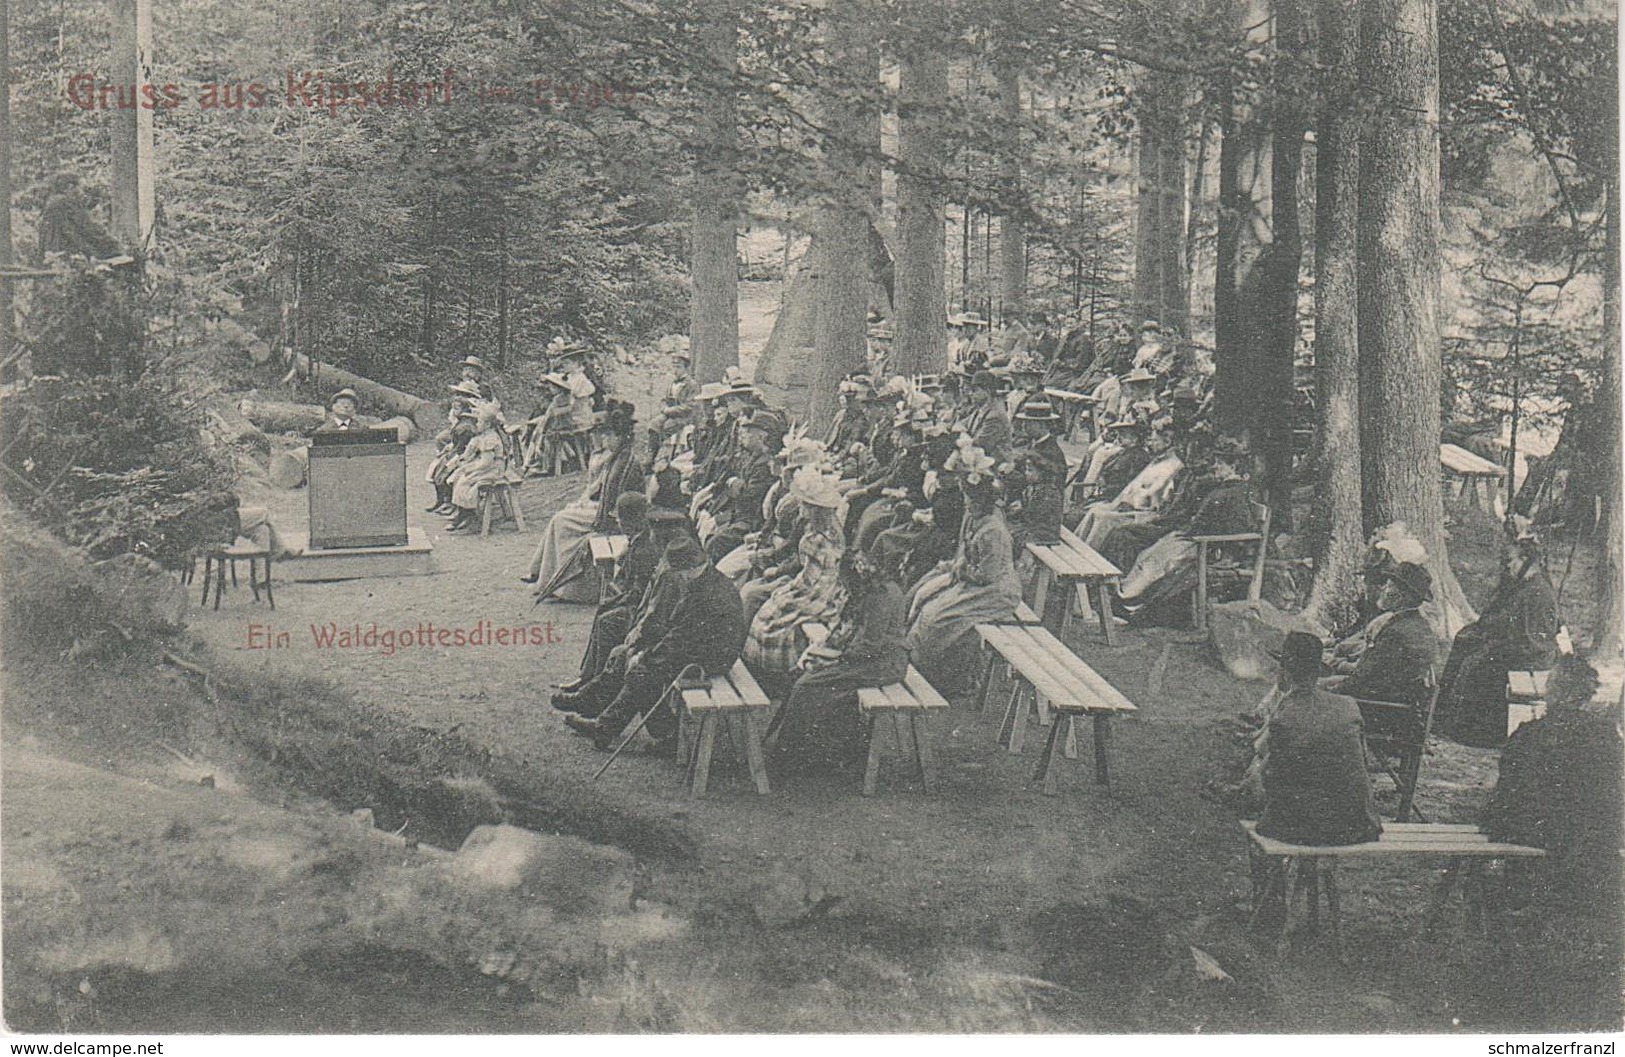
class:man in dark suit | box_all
[318,388,361,432]
[557,493,662,692]
[959,371,1011,460]
[564,537,747,749]
[1323,561,1439,706]
[1257,632,1384,847]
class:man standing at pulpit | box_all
[320,388,361,432]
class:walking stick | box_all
[591,664,707,780]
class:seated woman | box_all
[729,437,822,623]
[524,367,594,476]
[426,383,482,514]
[443,403,509,533]
[773,550,909,775]
[524,401,643,600]
[742,467,847,696]
[1434,523,1560,748]
[905,442,1021,692]
[1073,428,1184,550]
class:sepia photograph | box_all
[0,0,1620,1039]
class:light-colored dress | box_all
[1074,452,1184,549]
[448,428,506,508]
[528,448,621,602]
[744,527,846,677]
[906,509,1021,687]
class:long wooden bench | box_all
[974,622,1138,794]
[1025,526,1123,645]
[1241,819,1545,954]
[1441,442,1506,514]
[673,659,772,796]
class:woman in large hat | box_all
[525,401,645,601]
[443,402,509,533]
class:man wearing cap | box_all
[318,389,361,432]
[960,371,1012,461]
[1323,562,1439,707]
[1011,396,1068,489]
[563,537,748,750]
[647,345,699,457]
[1434,525,1560,747]
[1255,631,1384,850]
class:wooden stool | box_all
[198,542,273,611]
[477,481,526,536]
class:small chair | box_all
[1192,496,1271,632]
[552,430,593,475]
[1357,670,1440,823]
[197,541,274,611]
[476,479,525,536]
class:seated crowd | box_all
[521,317,1283,775]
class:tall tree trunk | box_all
[1358,0,1471,634]
[689,0,741,385]
[0,0,12,377]
[109,0,154,255]
[996,62,1026,320]
[1256,0,1307,526]
[1214,71,1243,422]
[809,0,876,430]
[1133,71,1190,332]
[496,209,510,370]
[1304,0,1365,629]
[893,52,948,375]
[1593,176,1622,658]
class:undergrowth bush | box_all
[0,371,239,568]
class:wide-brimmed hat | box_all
[459,356,485,370]
[1269,631,1326,678]
[789,466,842,508]
[329,388,359,408]
[1015,397,1063,422]
[1388,562,1435,603]
[447,381,482,399]
[1139,320,1161,332]
[740,409,787,436]
[1122,368,1157,384]
[541,372,570,389]
[1106,417,1147,433]
[696,382,730,401]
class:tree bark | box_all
[1592,173,1622,658]
[1357,0,1472,634]
[1303,0,1365,629]
[893,52,948,375]
[0,0,12,376]
[996,62,1026,321]
[809,0,877,431]
[689,0,741,385]
[1133,70,1190,334]
[1255,0,1307,526]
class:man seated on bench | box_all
[1322,561,1438,706]
[1256,632,1384,847]
[555,494,659,694]
[561,537,747,751]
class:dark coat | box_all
[1257,687,1384,846]
[592,444,645,533]
[963,401,1012,459]
[645,565,747,672]
[1436,567,1560,747]
[1333,608,1438,705]
[1097,444,1152,499]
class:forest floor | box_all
[3,280,1619,1034]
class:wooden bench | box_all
[1242,820,1545,954]
[1506,668,1550,736]
[858,666,950,796]
[974,622,1137,794]
[477,478,526,536]
[196,541,274,611]
[588,533,629,603]
[1441,443,1506,514]
[674,659,772,796]
[1025,526,1123,645]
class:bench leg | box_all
[1096,582,1117,646]
[910,713,935,794]
[1303,859,1321,935]
[509,490,525,531]
[740,712,771,795]
[891,711,911,756]
[246,559,261,604]
[997,680,1022,750]
[973,647,998,714]
[862,714,886,796]
[676,703,691,764]
[1031,566,1051,624]
[199,557,212,605]
[1032,711,1065,796]
[1064,716,1078,760]
[1092,714,1113,787]
[1002,682,1031,755]
[481,495,495,537]
[1323,860,1342,957]
[1194,543,1209,633]
[262,556,274,611]
[690,714,718,797]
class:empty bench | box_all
[974,622,1138,795]
[1242,819,1545,954]
[1025,526,1123,645]
[673,659,772,796]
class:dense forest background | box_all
[1,0,1619,644]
